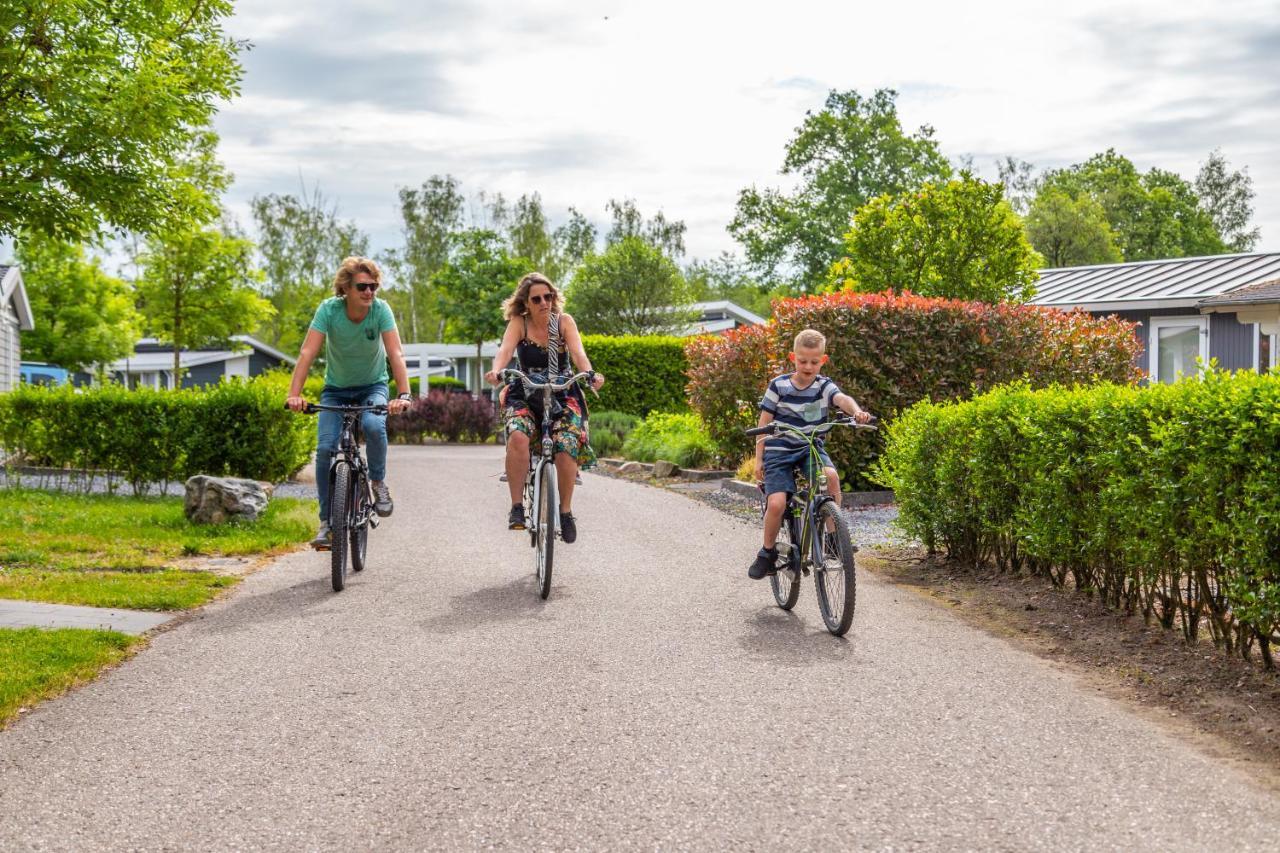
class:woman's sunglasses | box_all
[354,281,379,292]
[528,293,551,305]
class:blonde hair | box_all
[793,329,827,352]
[333,256,382,297]
[502,272,563,320]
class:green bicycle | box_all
[745,416,878,636]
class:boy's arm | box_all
[833,391,872,423]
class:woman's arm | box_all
[561,314,604,390]
[286,329,325,410]
[484,319,521,385]
[382,328,412,414]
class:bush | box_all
[874,371,1280,668]
[580,334,688,417]
[620,412,717,469]
[0,377,315,493]
[588,410,640,458]
[685,290,1141,485]
[401,375,467,396]
[387,391,495,444]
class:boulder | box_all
[653,460,681,478]
[618,461,647,475]
[184,475,273,524]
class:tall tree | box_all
[829,175,1042,303]
[605,199,687,258]
[551,207,598,284]
[1025,187,1123,268]
[566,237,697,336]
[507,193,554,274]
[432,230,527,369]
[0,1,243,241]
[251,185,369,352]
[996,156,1038,216]
[729,88,952,287]
[14,231,140,373]
[1195,149,1260,253]
[685,253,787,319]
[397,176,467,341]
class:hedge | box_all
[685,290,1141,486]
[580,334,688,417]
[0,376,315,494]
[874,371,1280,667]
[387,391,496,444]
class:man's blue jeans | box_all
[316,382,389,521]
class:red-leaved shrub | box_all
[388,391,497,444]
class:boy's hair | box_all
[793,329,827,351]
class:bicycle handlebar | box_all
[500,368,595,393]
[284,402,389,416]
[744,415,878,437]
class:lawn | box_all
[0,488,316,610]
[0,628,142,726]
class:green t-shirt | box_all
[309,297,397,388]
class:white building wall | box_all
[0,301,18,392]
[224,354,251,379]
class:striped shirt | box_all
[759,373,842,450]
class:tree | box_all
[566,237,697,336]
[828,175,1042,303]
[1195,149,1260,252]
[0,1,243,241]
[550,207,598,284]
[507,193,555,274]
[605,199,687,258]
[432,230,527,368]
[685,253,789,319]
[996,156,1038,216]
[397,176,467,341]
[13,231,140,373]
[1025,188,1123,268]
[251,185,369,353]
[729,88,952,287]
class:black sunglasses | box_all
[354,281,379,292]
[528,294,550,305]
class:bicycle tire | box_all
[535,463,557,600]
[350,471,368,573]
[770,515,801,610]
[330,462,351,592]
[813,500,857,636]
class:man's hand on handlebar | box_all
[286,395,308,412]
[388,396,412,415]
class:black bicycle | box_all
[291,402,386,592]
[501,367,594,600]
[744,416,878,636]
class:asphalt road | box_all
[2,445,1278,851]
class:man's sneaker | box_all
[508,504,526,530]
[311,521,332,551]
[748,547,778,580]
[372,482,393,517]
[560,512,577,543]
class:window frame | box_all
[1148,315,1209,384]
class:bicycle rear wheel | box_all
[330,462,351,592]
[350,471,368,573]
[813,500,856,636]
[534,463,557,600]
[770,515,801,610]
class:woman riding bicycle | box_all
[285,257,412,548]
[484,272,605,543]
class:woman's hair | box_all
[333,256,382,297]
[502,271,562,320]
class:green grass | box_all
[0,489,316,609]
[0,628,142,726]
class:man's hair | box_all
[793,329,827,351]
[333,256,382,296]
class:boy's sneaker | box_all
[311,521,332,551]
[559,512,577,543]
[748,547,778,579]
[508,504,526,530]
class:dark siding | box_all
[1209,312,1256,371]
[182,362,225,389]
[1090,307,1200,377]
[249,351,281,376]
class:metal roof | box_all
[1,265,34,330]
[1029,252,1280,310]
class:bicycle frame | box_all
[300,402,385,533]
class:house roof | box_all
[1029,252,1280,310]
[107,335,296,373]
[1,265,34,330]
[1198,277,1280,308]
[690,300,768,327]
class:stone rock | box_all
[184,475,272,524]
[653,460,680,478]
[618,461,646,475]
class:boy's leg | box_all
[823,466,841,531]
[750,447,800,579]
[762,491,788,549]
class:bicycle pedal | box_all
[312,542,331,552]
[368,517,380,529]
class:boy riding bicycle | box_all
[748,329,873,580]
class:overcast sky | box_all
[214,0,1280,265]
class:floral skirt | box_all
[503,393,596,469]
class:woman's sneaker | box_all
[748,547,778,579]
[559,512,577,543]
[508,504,526,530]
[311,521,332,551]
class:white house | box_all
[0,265,35,392]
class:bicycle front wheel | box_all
[813,500,856,636]
[350,471,369,573]
[535,463,557,600]
[770,515,801,610]
[330,462,351,592]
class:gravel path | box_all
[5,471,314,499]
[1,444,1277,850]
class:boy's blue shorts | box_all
[763,444,834,497]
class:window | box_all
[1148,316,1208,384]
[1257,324,1278,374]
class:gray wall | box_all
[1091,306,1257,377]
[182,362,226,389]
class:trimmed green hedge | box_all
[686,289,1141,486]
[874,371,1280,667]
[580,334,688,417]
[0,376,315,493]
